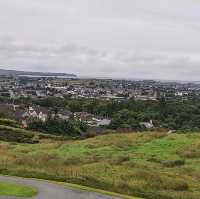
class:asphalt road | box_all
[0,176,121,199]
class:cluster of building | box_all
[0,77,160,101]
[0,103,111,129]
[1,77,199,102]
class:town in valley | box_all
[0,69,199,136]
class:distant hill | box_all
[0,68,77,78]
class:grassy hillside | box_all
[0,182,37,197]
[0,118,20,128]
[0,132,200,199]
[0,125,64,143]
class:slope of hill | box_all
[0,132,200,199]
[0,68,77,78]
[0,124,64,143]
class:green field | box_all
[1,132,200,199]
[0,182,37,197]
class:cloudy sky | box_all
[0,0,200,80]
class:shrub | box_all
[0,118,20,128]
[161,177,189,191]
[162,159,185,167]
[63,157,81,165]
[0,125,63,143]
[179,144,200,159]
[0,125,38,144]
[110,155,130,165]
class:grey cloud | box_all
[0,36,198,81]
[0,0,200,80]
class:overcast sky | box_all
[0,0,200,80]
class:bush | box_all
[28,118,88,137]
[0,125,62,143]
[0,125,38,144]
[0,118,20,128]
[161,177,189,191]
[179,144,200,159]
[110,155,130,165]
[162,159,185,167]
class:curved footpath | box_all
[0,175,121,199]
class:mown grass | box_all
[1,132,200,199]
[0,182,37,197]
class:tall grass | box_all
[0,132,200,199]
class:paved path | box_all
[0,176,121,199]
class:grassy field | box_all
[0,182,37,197]
[1,132,200,199]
